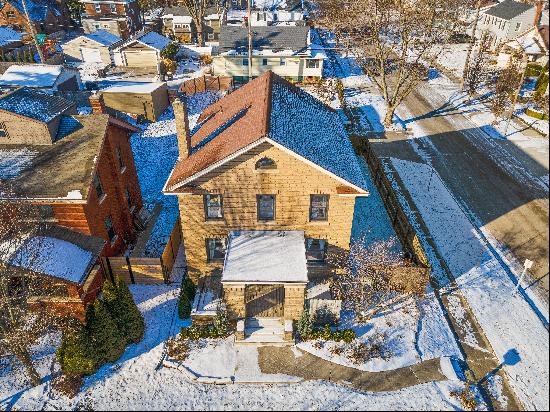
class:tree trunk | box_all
[196,21,205,47]
[461,0,482,90]
[14,348,41,386]
[383,105,396,127]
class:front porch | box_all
[221,231,309,343]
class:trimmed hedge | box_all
[301,324,356,343]
[525,108,549,121]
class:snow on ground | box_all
[435,44,469,78]
[298,293,461,373]
[4,248,469,411]
[390,158,549,411]
[183,338,236,378]
[129,91,222,256]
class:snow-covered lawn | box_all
[298,293,461,372]
[390,158,549,411]
[2,248,471,411]
[435,43,469,78]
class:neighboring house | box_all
[0,64,82,92]
[163,71,369,323]
[61,30,123,65]
[0,88,143,258]
[212,26,325,83]
[249,0,305,26]
[2,224,106,320]
[478,0,542,48]
[113,31,171,70]
[498,25,549,67]
[100,82,169,121]
[0,0,72,34]
[161,6,223,43]
[0,26,24,52]
[80,0,142,39]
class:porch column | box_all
[223,284,246,319]
[283,284,306,320]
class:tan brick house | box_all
[164,71,369,331]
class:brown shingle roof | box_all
[166,71,273,190]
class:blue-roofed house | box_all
[62,30,123,65]
[163,71,370,326]
[113,31,172,72]
[0,0,72,34]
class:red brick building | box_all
[0,0,72,34]
[0,88,144,319]
[80,0,142,39]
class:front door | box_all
[245,285,284,318]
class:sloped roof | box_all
[1,0,61,22]
[0,27,23,47]
[84,30,122,47]
[506,25,549,55]
[0,87,74,123]
[485,0,533,20]
[136,31,171,51]
[219,26,309,53]
[0,115,138,200]
[165,71,368,194]
[0,64,65,88]
[162,5,218,17]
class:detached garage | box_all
[62,30,122,65]
[101,82,170,121]
[114,31,171,72]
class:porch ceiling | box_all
[221,230,308,284]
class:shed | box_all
[61,30,122,65]
[114,31,171,69]
[101,81,169,121]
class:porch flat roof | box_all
[221,231,308,284]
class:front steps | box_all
[235,317,293,345]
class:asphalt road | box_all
[376,82,549,306]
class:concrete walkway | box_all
[258,346,447,392]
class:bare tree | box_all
[461,0,483,90]
[491,56,522,121]
[465,32,492,95]
[0,189,54,386]
[182,0,208,46]
[328,238,427,322]
[316,0,464,127]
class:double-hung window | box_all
[257,194,275,221]
[104,216,116,243]
[206,238,227,262]
[204,194,223,220]
[309,195,329,221]
[94,173,104,199]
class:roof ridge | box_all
[263,70,275,137]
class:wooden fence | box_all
[102,220,182,284]
[351,136,431,273]
[179,75,233,95]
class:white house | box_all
[212,26,325,83]
[497,25,549,68]
[478,0,542,49]
[0,64,82,92]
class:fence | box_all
[102,220,183,284]
[180,75,233,95]
[350,136,432,273]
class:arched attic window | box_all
[255,157,277,170]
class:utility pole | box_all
[247,0,252,80]
[21,0,45,63]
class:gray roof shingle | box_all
[485,0,533,20]
[219,26,309,53]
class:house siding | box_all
[62,37,113,65]
[176,141,357,283]
[479,7,537,48]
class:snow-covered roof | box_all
[0,26,23,47]
[222,231,308,283]
[0,87,74,122]
[84,30,122,47]
[505,25,549,55]
[173,15,193,24]
[101,81,165,94]
[0,64,64,88]
[132,31,171,51]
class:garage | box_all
[80,47,103,63]
[123,50,158,67]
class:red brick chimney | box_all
[89,92,106,114]
[172,97,191,160]
[534,1,544,27]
